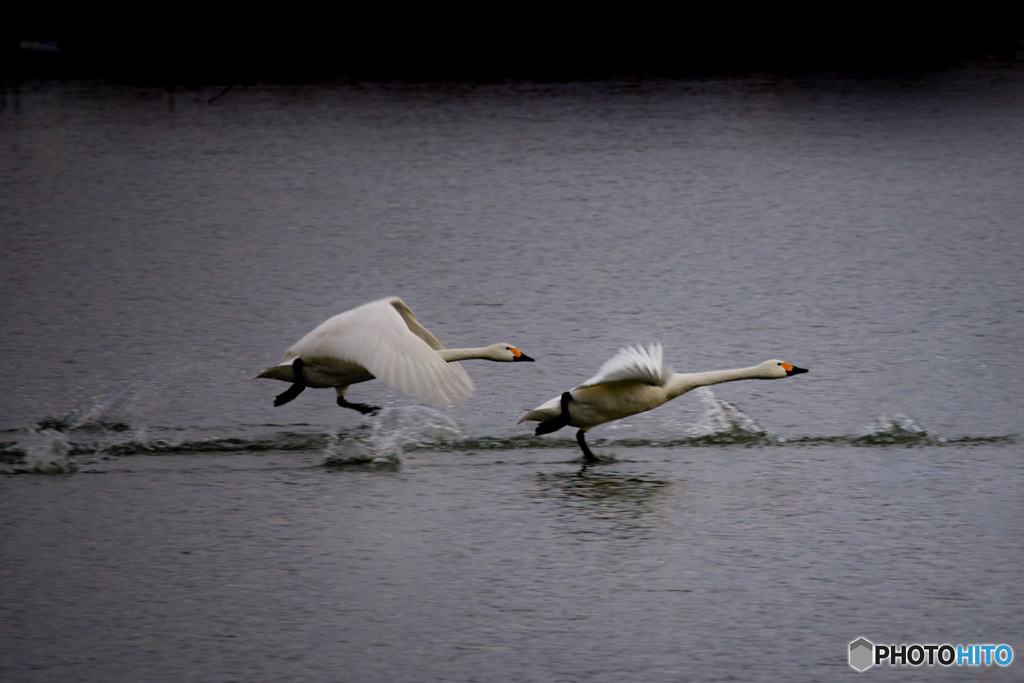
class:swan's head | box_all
[761,360,809,378]
[487,343,535,362]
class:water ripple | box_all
[1,414,1014,475]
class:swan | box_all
[257,296,534,413]
[518,343,807,465]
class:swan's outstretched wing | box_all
[576,343,672,388]
[288,297,474,406]
[517,344,671,424]
[388,297,446,351]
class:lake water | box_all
[2,67,1022,681]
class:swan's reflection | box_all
[532,469,673,540]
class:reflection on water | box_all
[536,470,672,506]
[532,470,673,539]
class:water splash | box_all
[1,399,1015,474]
[21,428,75,474]
[323,405,463,467]
[852,414,939,446]
[38,382,145,433]
[684,388,776,445]
[1,383,159,472]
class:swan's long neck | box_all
[666,365,766,399]
[437,347,495,362]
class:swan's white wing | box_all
[388,297,446,350]
[289,297,474,406]
[576,343,672,388]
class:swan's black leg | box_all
[337,396,380,415]
[535,392,573,435]
[274,358,307,406]
[577,429,598,464]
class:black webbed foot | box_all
[274,358,307,406]
[274,383,305,406]
[337,396,380,415]
[535,392,573,435]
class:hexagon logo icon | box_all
[849,637,874,671]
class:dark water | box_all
[2,69,1022,681]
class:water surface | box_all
[2,68,1022,681]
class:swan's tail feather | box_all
[256,364,296,382]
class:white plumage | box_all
[577,343,673,388]
[519,343,807,465]
[258,296,533,412]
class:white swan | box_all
[518,343,806,465]
[257,296,534,413]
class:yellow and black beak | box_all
[782,362,808,376]
[512,348,535,362]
